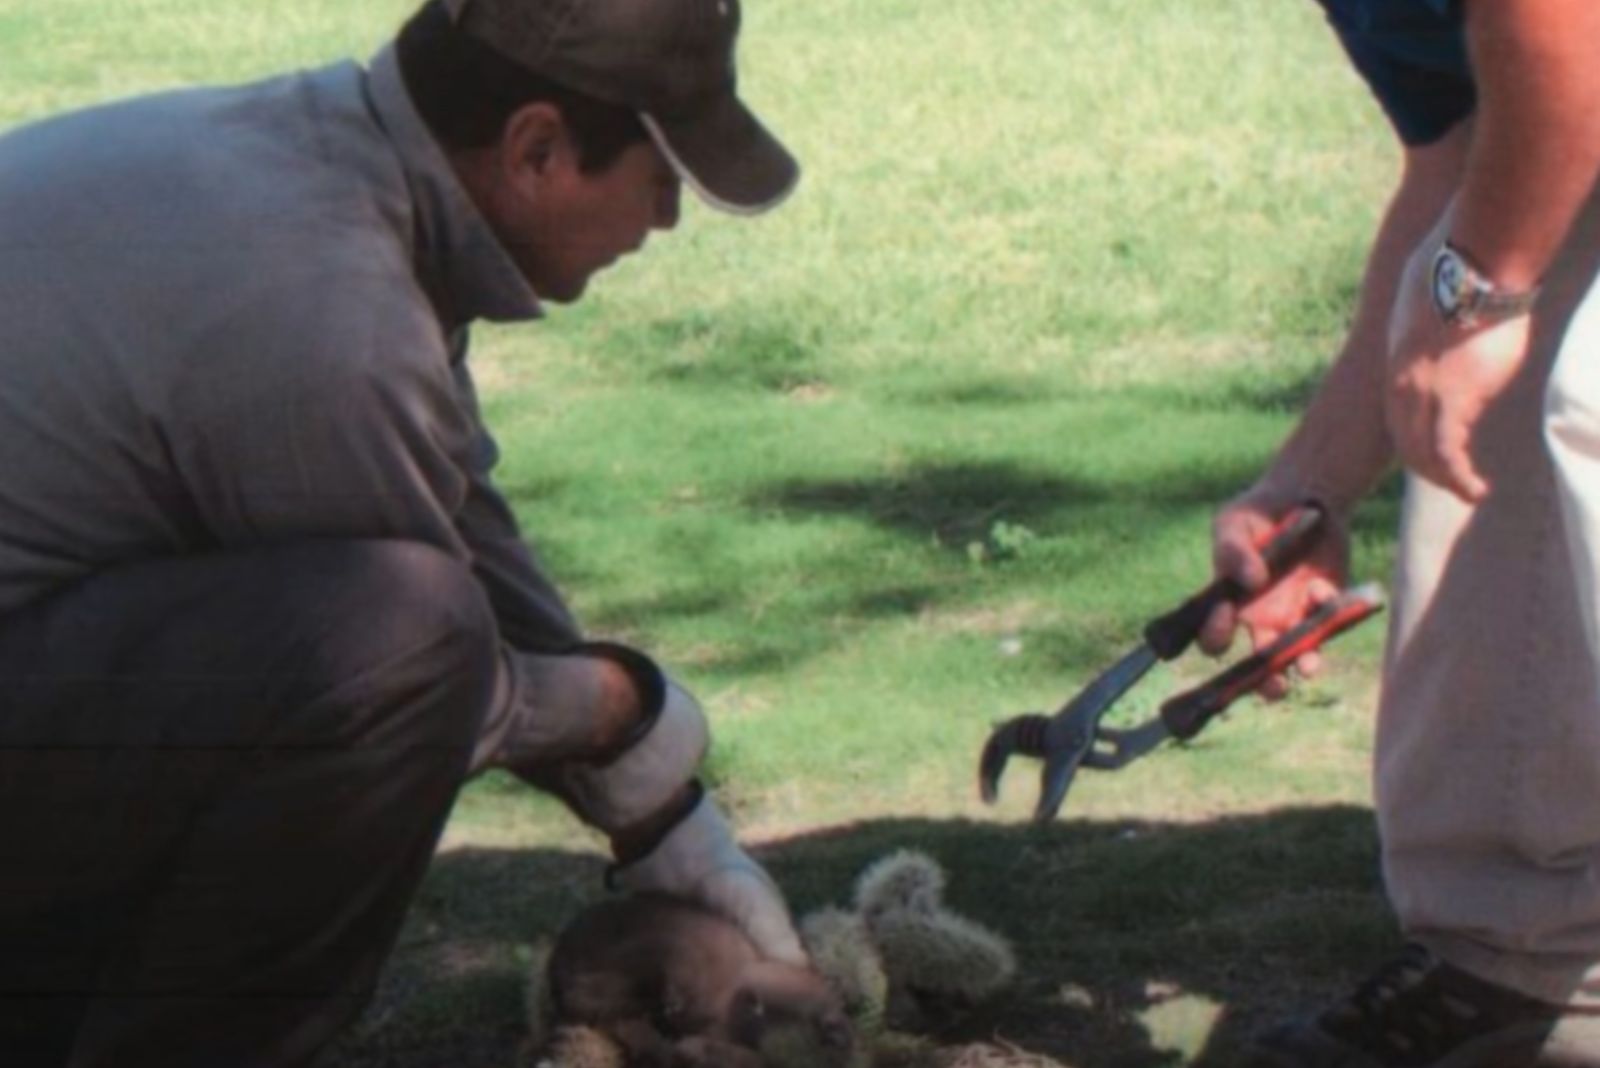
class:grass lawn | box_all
[1,0,1408,1063]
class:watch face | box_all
[1432,247,1465,317]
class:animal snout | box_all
[817,1012,855,1052]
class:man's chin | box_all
[536,278,589,305]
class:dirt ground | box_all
[322,808,1391,1068]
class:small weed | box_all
[967,519,1039,566]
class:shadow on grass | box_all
[892,376,1071,409]
[1159,363,1327,415]
[600,310,828,393]
[325,806,1393,1068]
[564,459,1401,683]
[747,458,1272,552]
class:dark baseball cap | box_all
[443,0,799,214]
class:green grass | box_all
[2,1,1407,1063]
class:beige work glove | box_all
[609,786,808,966]
[551,642,710,830]
[551,645,807,965]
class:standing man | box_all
[0,0,806,1064]
[1197,1,1600,1065]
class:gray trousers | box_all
[0,540,501,1067]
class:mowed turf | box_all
[1,1,1406,1063]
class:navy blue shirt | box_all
[1313,0,1473,145]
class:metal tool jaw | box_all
[978,643,1158,821]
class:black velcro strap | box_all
[603,778,706,887]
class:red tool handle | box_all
[1142,502,1327,661]
[1159,582,1386,741]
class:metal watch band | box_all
[1431,240,1540,328]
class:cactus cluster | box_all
[809,851,1016,1032]
[798,907,889,1031]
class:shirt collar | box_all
[364,44,543,328]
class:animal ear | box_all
[658,980,688,1022]
[649,980,696,1042]
[734,987,765,1019]
[726,986,767,1045]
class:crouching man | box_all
[0,1,804,1064]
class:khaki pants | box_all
[1378,213,1600,1007]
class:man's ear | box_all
[497,101,571,198]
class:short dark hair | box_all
[395,0,648,172]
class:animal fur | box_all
[542,892,854,1067]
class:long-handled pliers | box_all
[978,502,1386,822]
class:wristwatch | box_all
[1430,240,1540,329]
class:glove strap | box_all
[605,778,706,886]
[557,645,709,833]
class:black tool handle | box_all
[1159,582,1385,740]
[1141,501,1326,661]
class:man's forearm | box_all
[1450,0,1600,289]
[1262,130,1471,511]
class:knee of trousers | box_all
[291,540,501,756]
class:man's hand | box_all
[1199,491,1349,700]
[610,790,809,965]
[1385,242,1532,503]
[529,644,808,965]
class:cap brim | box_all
[640,94,799,216]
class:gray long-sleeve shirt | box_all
[0,46,582,651]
